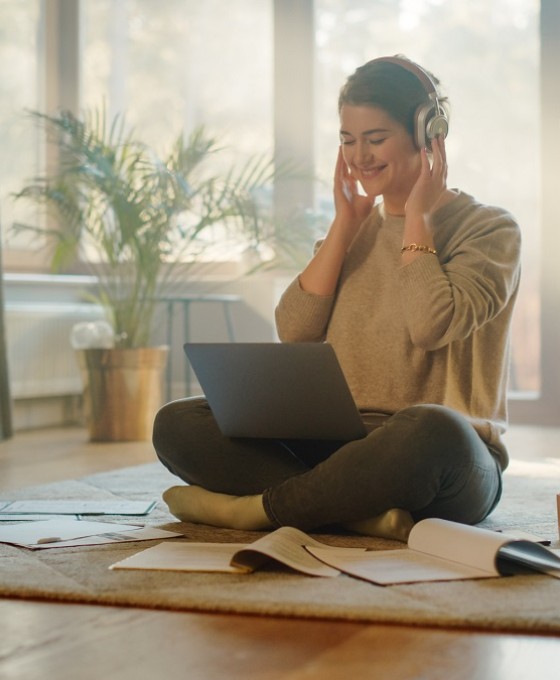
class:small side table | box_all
[157,294,241,401]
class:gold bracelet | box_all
[401,243,438,255]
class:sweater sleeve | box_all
[398,207,521,350]
[275,276,335,343]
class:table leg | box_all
[165,301,174,402]
[223,301,236,342]
[183,301,192,396]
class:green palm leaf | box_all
[12,107,318,347]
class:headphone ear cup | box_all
[414,102,449,150]
[426,113,449,147]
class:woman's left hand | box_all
[405,134,448,219]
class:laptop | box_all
[183,342,367,441]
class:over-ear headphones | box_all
[374,56,449,150]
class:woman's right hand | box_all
[333,146,375,245]
[298,148,375,296]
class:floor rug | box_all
[1,459,560,633]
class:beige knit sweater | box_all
[275,191,521,470]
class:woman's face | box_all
[339,104,422,215]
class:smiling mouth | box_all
[358,166,385,179]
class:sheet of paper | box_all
[33,526,183,550]
[231,527,344,577]
[110,541,249,573]
[407,518,504,574]
[0,514,78,522]
[111,527,351,577]
[0,518,145,548]
[307,546,495,585]
[0,499,157,516]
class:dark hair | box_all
[338,55,448,138]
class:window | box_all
[80,0,274,261]
[1,0,558,423]
[2,0,273,265]
[314,0,540,397]
[0,0,43,264]
[81,0,273,174]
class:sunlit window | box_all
[79,0,273,261]
[81,0,272,173]
[0,0,544,399]
[0,0,42,254]
[314,0,540,396]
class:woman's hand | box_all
[333,147,375,243]
[298,148,375,296]
[401,136,448,263]
[405,134,448,220]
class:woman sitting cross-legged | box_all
[152,55,521,542]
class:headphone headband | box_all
[371,56,440,99]
[371,55,448,149]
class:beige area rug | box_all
[1,459,560,633]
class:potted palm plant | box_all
[12,108,313,441]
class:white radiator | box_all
[5,302,105,399]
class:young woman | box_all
[152,56,521,541]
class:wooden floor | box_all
[1,425,560,680]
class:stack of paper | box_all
[0,518,182,549]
